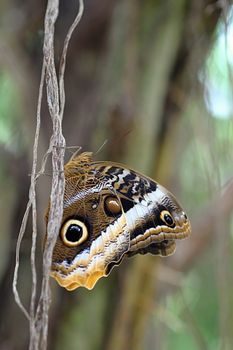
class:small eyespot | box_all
[104,196,121,216]
[60,219,88,247]
[160,210,174,227]
[92,203,98,210]
[91,198,99,210]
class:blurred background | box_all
[0,1,233,349]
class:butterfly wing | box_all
[47,153,191,291]
[92,161,190,258]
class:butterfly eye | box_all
[160,210,174,227]
[104,196,121,216]
[61,219,88,247]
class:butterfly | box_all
[46,152,191,291]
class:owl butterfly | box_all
[46,152,191,291]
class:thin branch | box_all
[12,63,45,318]
[12,1,84,349]
[29,61,46,347]
[59,0,84,118]
[12,200,31,321]
[33,1,62,348]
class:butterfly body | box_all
[47,152,191,291]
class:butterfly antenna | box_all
[69,146,82,160]
[95,139,108,156]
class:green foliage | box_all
[56,284,109,350]
[163,259,220,350]
[205,15,233,119]
[153,17,233,350]
[0,70,22,150]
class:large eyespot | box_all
[160,210,174,227]
[104,196,121,216]
[60,219,88,247]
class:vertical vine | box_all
[12,1,84,349]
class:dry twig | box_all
[12,1,84,349]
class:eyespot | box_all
[160,210,174,227]
[92,202,98,210]
[91,198,99,210]
[60,219,88,247]
[104,196,121,216]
